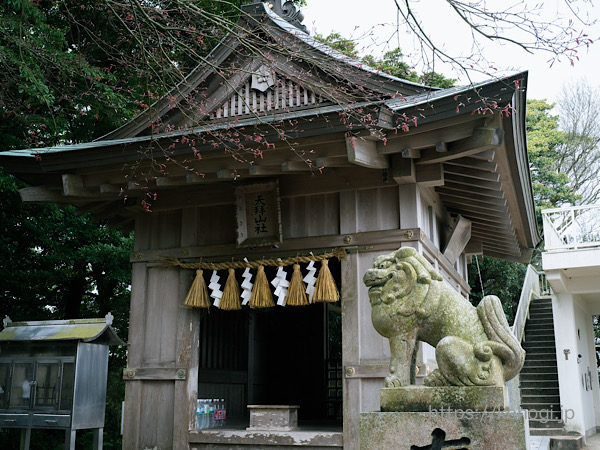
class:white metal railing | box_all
[511,265,544,344]
[543,204,600,251]
[507,265,548,411]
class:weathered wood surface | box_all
[346,137,389,169]
[122,179,474,449]
[443,215,472,265]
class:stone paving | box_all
[529,433,600,449]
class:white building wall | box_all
[552,292,600,436]
[573,297,600,436]
[553,293,586,434]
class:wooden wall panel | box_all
[281,193,339,238]
[356,187,399,232]
[357,252,390,362]
[308,193,340,236]
[138,382,175,448]
[150,210,182,249]
[134,212,152,251]
[195,204,236,246]
[142,267,180,364]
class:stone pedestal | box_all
[246,405,299,431]
[380,385,507,412]
[360,410,530,450]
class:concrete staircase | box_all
[520,297,565,436]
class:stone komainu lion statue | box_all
[363,247,525,388]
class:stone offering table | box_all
[247,405,299,431]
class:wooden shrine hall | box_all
[0,1,540,449]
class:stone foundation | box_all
[380,385,507,412]
[360,411,529,450]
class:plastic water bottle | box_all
[196,399,203,430]
[208,399,215,428]
[221,398,226,427]
[214,399,222,427]
[202,400,209,429]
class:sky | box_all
[300,0,600,103]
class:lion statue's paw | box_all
[384,374,407,388]
[423,369,449,387]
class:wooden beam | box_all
[402,147,421,159]
[377,118,484,155]
[469,149,496,161]
[156,176,187,187]
[62,174,93,197]
[475,235,519,247]
[19,186,66,203]
[471,235,515,250]
[473,237,520,253]
[445,204,509,221]
[416,127,504,165]
[346,137,389,169]
[464,239,483,256]
[416,163,444,187]
[282,161,312,172]
[186,173,218,184]
[441,195,509,214]
[391,155,416,184]
[438,190,507,208]
[443,173,502,191]
[377,107,395,130]
[443,165,500,182]
[470,222,516,237]
[443,215,472,264]
[445,157,497,172]
[440,183,505,199]
[435,141,447,153]
[217,169,237,179]
[248,166,284,176]
[471,230,518,246]
[100,184,123,194]
[439,182,504,198]
[130,228,423,263]
[316,156,351,168]
[462,214,514,229]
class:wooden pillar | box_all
[340,189,398,450]
[122,210,194,450]
[341,252,361,450]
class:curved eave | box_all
[509,86,541,249]
[382,72,539,263]
[0,100,383,173]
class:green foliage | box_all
[526,99,580,211]
[0,168,131,448]
[0,0,137,148]
[318,32,361,59]
[316,33,456,88]
[467,256,526,323]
